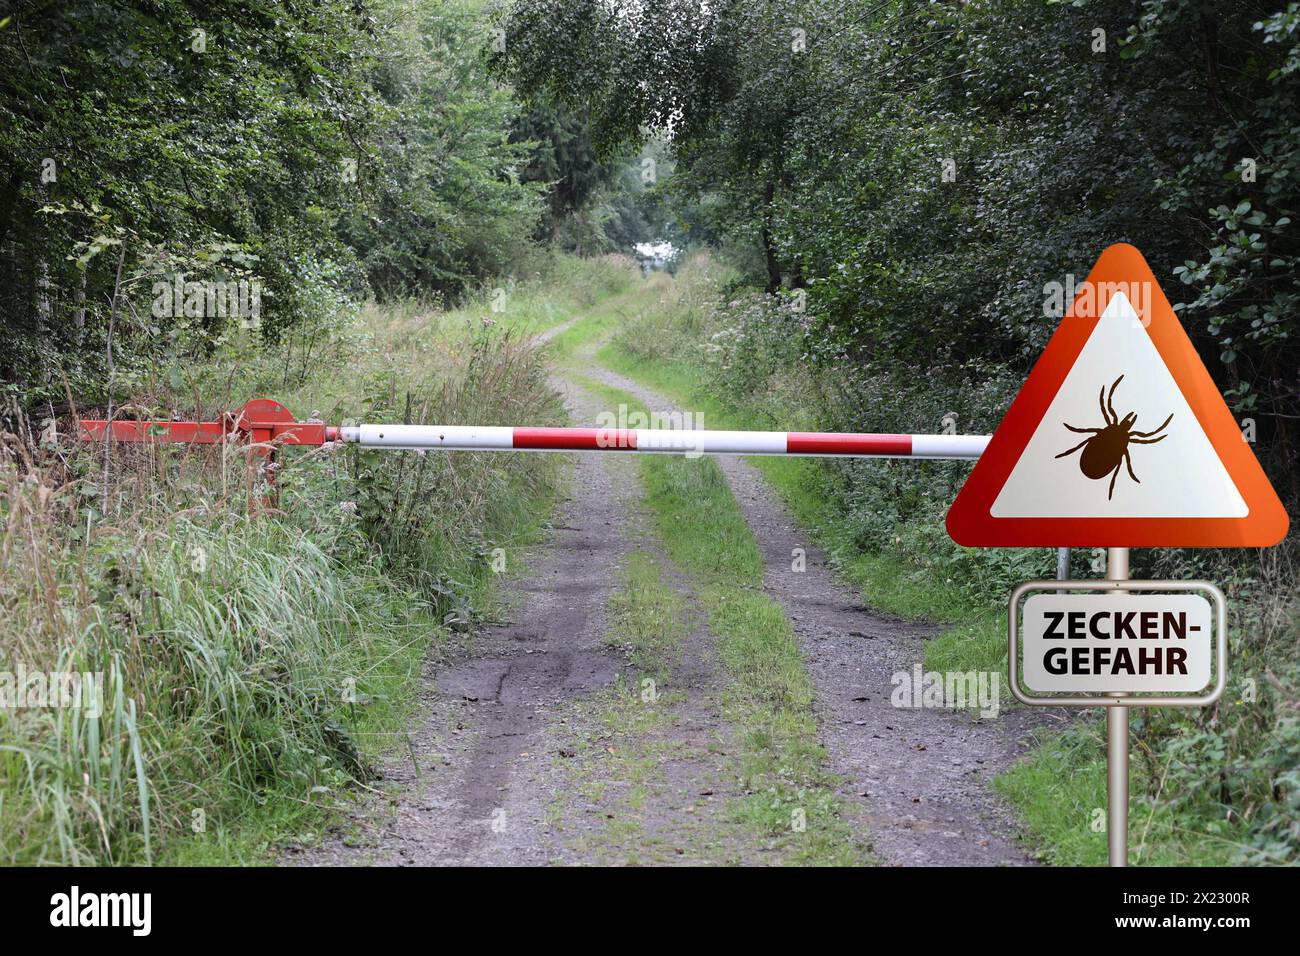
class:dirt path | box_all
[529,316,578,346]
[581,361,1044,866]
[295,328,1042,867]
[293,376,765,866]
[537,554,789,865]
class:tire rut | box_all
[291,373,757,866]
[580,360,1044,866]
[291,376,638,865]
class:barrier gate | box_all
[77,398,991,509]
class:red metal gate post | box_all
[78,398,331,515]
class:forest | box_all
[5,3,1297,434]
[0,0,1296,868]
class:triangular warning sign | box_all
[947,244,1288,547]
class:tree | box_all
[495,0,1300,492]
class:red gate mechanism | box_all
[77,398,337,511]
[78,397,988,512]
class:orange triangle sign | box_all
[947,244,1288,547]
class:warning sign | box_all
[1020,592,1212,694]
[946,244,1289,547]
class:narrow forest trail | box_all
[294,291,1043,867]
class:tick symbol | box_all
[1056,375,1173,500]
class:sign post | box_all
[1107,700,1127,866]
[1106,547,1128,869]
[949,244,1288,866]
[1007,572,1227,864]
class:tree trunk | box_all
[0,170,23,250]
[761,181,782,294]
[550,188,563,243]
[791,256,805,289]
[74,270,86,349]
[35,256,52,383]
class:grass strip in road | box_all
[541,276,677,362]
[604,551,690,681]
[590,339,1006,677]
[563,549,810,865]
[574,375,872,865]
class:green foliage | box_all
[342,326,564,610]
[0,0,383,401]
[341,1,545,300]
[513,107,610,244]
[0,0,549,406]
[508,109,677,255]
[497,0,1300,499]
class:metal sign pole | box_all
[1106,546,1130,867]
[1056,547,1071,582]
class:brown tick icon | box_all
[1056,375,1173,500]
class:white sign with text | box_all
[1021,592,1213,694]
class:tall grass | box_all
[0,275,570,864]
[0,475,431,863]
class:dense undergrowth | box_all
[0,256,642,864]
[602,253,1300,866]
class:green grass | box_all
[542,301,629,360]
[167,482,560,865]
[994,721,1250,866]
[575,375,871,865]
[0,514,439,865]
[604,552,690,680]
[542,280,677,362]
[553,679,699,866]
[593,336,1006,675]
[565,549,758,865]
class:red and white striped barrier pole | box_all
[77,403,990,460]
[77,402,989,511]
[337,425,989,459]
[76,399,990,512]
[78,400,982,512]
